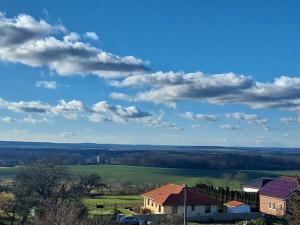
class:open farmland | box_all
[0,165,299,189]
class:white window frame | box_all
[268,202,272,209]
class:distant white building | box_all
[242,177,274,193]
[224,201,251,213]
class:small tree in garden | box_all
[79,174,105,197]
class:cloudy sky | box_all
[1,0,300,147]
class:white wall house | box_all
[243,177,274,193]
[242,187,260,193]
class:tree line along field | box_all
[0,164,298,189]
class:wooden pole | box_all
[183,185,187,225]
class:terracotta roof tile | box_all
[224,200,245,208]
[142,183,218,206]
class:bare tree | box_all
[289,177,300,225]
[13,163,79,225]
[223,173,232,187]
[235,172,247,189]
[79,174,105,197]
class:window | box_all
[147,199,150,205]
[279,204,283,210]
[172,206,177,214]
[268,202,272,209]
[272,203,276,210]
[159,205,161,213]
[191,204,195,211]
[205,205,211,213]
[151,202,153,207]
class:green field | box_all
[69,165,300,189]
[83,195,143,216]
[0,165,299,189]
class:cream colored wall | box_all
[164,205,218,217]
[143,197,218,218]
[143,197,164,214]
[260,195,286,216]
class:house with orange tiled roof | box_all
[224,201,250,213]
[141,183,218,218]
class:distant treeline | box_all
[0,147,300,170]
[194,183,259,210]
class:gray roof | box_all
[243,177,274,189]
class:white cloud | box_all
[256,136,265,142]
[0,13,147,78]
[111,71,300,112]
[50,100,85,120]
[21,116,48,124]
[0,98,176,129]
[220,124,239,129]
[0,98,51,113]
[35,81,57,89]
[84,32,99,41]
[63,32,80,42]
[140,112,183,131]
[226,112,268,125]
[180,112,219,121]
[1,116,15,122]
[92,101,151,120]
[280,117,300,124]
[60,131,77,138]
[191,124,202,129]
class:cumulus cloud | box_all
[21,116,48,124]
[92,101,151,119]
[191,124,202,129]
[0,12,64,45]
[1,116,15,122]
[0,13,148,78]
[63,32,80,42]
[0,98,50,113]
[60,131,77,138]
[84,32,99,41]
[180,112,219,121]
[35,81,57,89]
[280,117,300,124]
[139,111,183,131]
[0,98,178,130]
[226,112,268,125]
[111,71,300,112]
[220,124,239,129]
[256,136,265,142]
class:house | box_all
[242,177,274,193]
[224,201,250,213]
[141,183,218,218]
[259,176,298,216]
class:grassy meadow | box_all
[0,164,298,189]
[83,195,143,216]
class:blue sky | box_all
[1,0,300,146]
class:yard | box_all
[83,195,143,216]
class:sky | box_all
[1,0,300,147]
